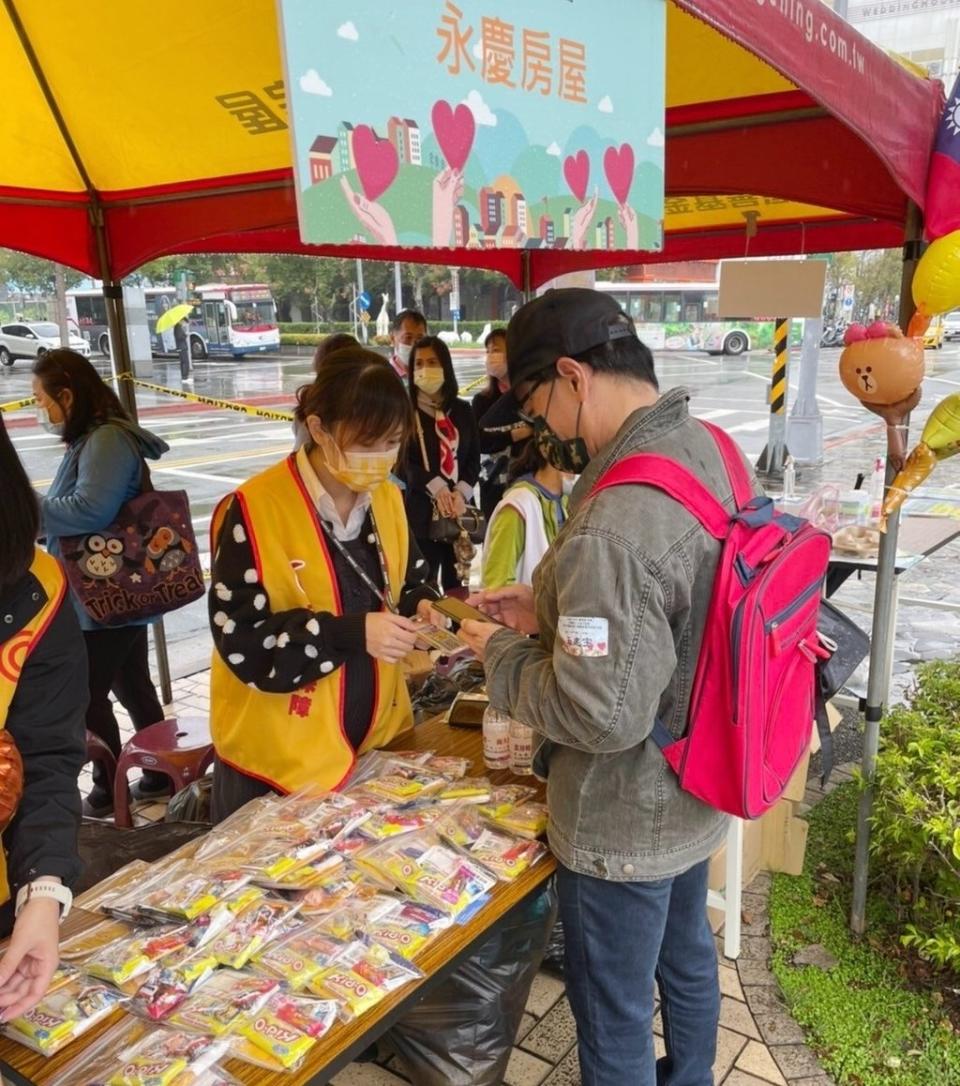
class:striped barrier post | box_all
[756,317,792,479]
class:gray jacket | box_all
[485,388,755,881]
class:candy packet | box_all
[232,991,339,1071]
[422,755,472,780]
[437,807,547,881]
[128,948,219,1021]
[307,937,422,1018]
[477,785,537,821]
[207,896,298,969]
[167,970,278,1035]
[59,919,132,962]
[139,866,253,923]
[74,860,151,913]
[490,801,549,840]
[293,869,365,916]
[254,849,344,891]
[435,777,492,804]
[357,803,446,841]
[249,924,348,991]
[83,926,192,987]
[4,978,127,1056]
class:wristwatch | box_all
[15,879,73,921]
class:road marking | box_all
[31,445,288,487]
[691,409,737,421]
[154,467,248,485]
[728,419,771,433]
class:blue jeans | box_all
[557,859,719,1086]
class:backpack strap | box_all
[590,453,731,539]
[700,420,754,510]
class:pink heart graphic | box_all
[603,143,635,207]
[353,124,399,202]
[431,100,476,172]
[563,151,590,203]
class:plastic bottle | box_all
[869,455,885,523]
[782,456,796,502]
[508,720,535,776]
[482,706,511,770]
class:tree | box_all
[0,249,83,294]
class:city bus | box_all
[193,283,280,358]
[67,286,207,359]
[594,280,764,355]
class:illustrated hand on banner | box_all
[341,176,398,245]
[569,190,599,250]
[881,391,960,529]
[838,323,925,469]
[432,167,465,248]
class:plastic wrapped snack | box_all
[358,804,446,841]
[167,970,278,1035]
[74,860,151,913]
[207,896,297,970]
[438,807,547,880]
[84,926,192,986]
[436,777,492,804]
[250,924,348,991]
[59,919,132,962]
[490,802,549,840]
[4,978,127,1056]
[129,949,219,1021]
[293,869,365,916]
[233,991,340,1071]
[422,755,472,780]
[307,937,422,1018]
[139,866,253,923]
[254,850,344,892]
[355,833,496,921]
[477,785,537,821]
[314,894,402,942]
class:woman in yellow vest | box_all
[209,349,439,821]
[0,416,85,1019]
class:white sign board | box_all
[718,259,827,319]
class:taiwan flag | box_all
[925,72,960,240]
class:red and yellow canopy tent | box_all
[0,0,943,292]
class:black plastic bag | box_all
[165,776,213,825]
[76,820,209,894]
[541,918,566,978]
[384,881,558,1086]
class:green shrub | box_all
[869,660,960,974]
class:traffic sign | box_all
[450,309,461,320]
[358,291,372,311]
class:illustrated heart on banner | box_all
[563,151,590,203]
[432,100,476,172]
[603,143,635,207]
[353,124,399,202]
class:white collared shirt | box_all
[296,446,371,542]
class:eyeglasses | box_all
[515,368,556,418]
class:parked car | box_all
[943,310,960,342]
[0,321,91,367]
[922,315,945,350]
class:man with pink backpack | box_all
[460,288,829,1086]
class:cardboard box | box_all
[760,799,810,877]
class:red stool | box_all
[113,717,214,828]
[85,730,117,800]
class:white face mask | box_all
[414,367,445,395]
[37,406,65,437]
[395,342,413,367]
[562,475,578,497]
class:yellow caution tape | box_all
[115,374,295,422]
[458,375,487,396]
[0,395,37,414]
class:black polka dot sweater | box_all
[209,495,437,751]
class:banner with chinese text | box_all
[277,0,665,252]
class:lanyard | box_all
[315,508,398,614]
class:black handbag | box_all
[813,599,871,784]
[428,504,486,545]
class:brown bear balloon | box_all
[838,322,924,469]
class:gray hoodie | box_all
[484,388,758,881]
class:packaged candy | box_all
[207,896,296,969]
[129,950,218,1021]
[139,867,252,923]
[4,978,127,1056]
[363,919,430,960]
[74,860,151,913]
[184,885,264,951]
[102,860,187,924]
[307,937,421,1017]
[307,965,385,1019]
[234,992,339,1070]
[254,850,344,891]
[59,919,135,961]
[84,926,191,986]
[491,802,549,839]
[250,926,345,991]
[107,1026,228,1086]
[315,894,401,941]
[167,970,278,1035]
[438,807,547,880]
[422,755,472,780]
[294,870,364,916]
[358,804,445,841]
[436,777,492,804]
[477,785,537,821]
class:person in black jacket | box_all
[400,335,480,590]
[0,415,86,1019]
[471,328,532,521]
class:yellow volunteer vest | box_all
[0,548,68,907]
[210,455,412,794]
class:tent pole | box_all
[521,251,533,302]
[850,200,923,935]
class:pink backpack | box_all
[591,422,832,819]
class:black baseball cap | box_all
[479,288,638,431]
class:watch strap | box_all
[15,879,72,921]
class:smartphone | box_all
[433,597,500,628]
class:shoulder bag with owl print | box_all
[58,458,204,627]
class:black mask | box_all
[527,381,590,474]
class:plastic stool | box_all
[113,717,214,828]
[85,730,117,799]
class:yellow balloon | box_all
[912,229,960,317]
[920,390,960,460]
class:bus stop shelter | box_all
[0,0,947,932]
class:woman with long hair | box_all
[0,414,85,1017]
[399,335,480,590]
[208,347,438,820]
[33,350,169,818]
